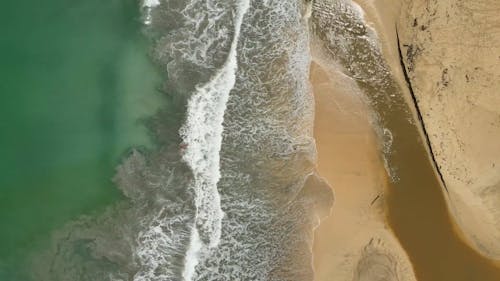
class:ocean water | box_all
[1,1,333,280]
[0,0,163,279]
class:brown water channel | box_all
[375,71,500,281]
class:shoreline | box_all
[310,0,500,280]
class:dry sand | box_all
[311,62,416,281]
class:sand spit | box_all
[396,0,500,260]
[311,62,416,281]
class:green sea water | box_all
[0,0,162,276]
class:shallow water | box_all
[0,0,162,278]
[0,1,333,280]
[311,1,500,280]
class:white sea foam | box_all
[181,228,202,281]
[133,207,190,281]
[143,0,160,6]
[142,0,160,25]
[179,0,250,279]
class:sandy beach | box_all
[310,0,500,280]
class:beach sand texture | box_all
[311,0,500,280]
[397,0,500,260]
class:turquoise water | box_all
[0,0,162,275]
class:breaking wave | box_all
[27,1,333,280]
[179,0,250,278]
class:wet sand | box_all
[311,61,416,281]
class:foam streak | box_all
[179,0,250,279]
